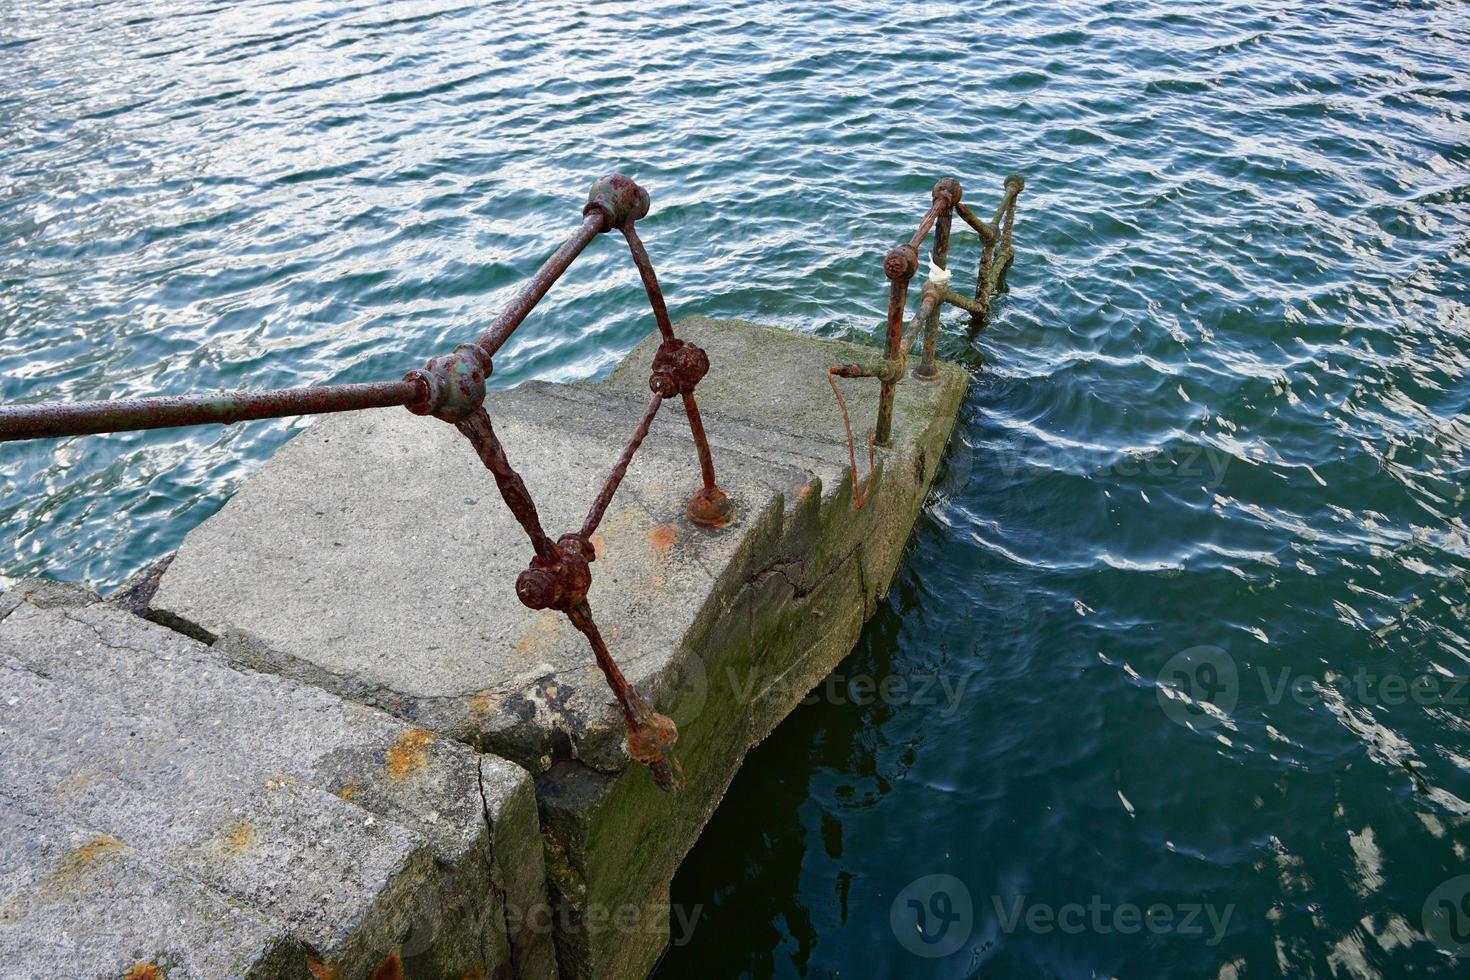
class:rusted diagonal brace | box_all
[455,409,559,562]
[583,393,662,539]
[567,602,683,791]
[477,212,606,359]
[953,202,997,244]
[455,406,686,792]
[938,286,986,316]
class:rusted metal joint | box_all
[648,338,710,398]
[687,485,733,527]
[515,533,596,612]
[625,710,682,776]
[884,243,918,282]
[404,344,492,423]
[584,173,650,232]
[932,176,962,209]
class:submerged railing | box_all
[0,173,727,792]
[828,174,1024,507]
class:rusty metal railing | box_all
[828,174,1024,508]
[0,172,730,792]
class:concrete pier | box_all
[1,319,966,979]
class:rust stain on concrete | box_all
[512,611,562,658]
[307,958,342,980]
[468,688,503,722]
[370,952,403,980]
[648,524,678,554]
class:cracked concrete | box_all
[76,318,966,979]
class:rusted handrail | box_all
[827,174,1024,506]
[0,172,729,792]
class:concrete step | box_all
[0,801,308,979]
[0,580,556,980]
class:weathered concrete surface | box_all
[0,580,554,980]
[146,318,967,979]
[0,804,308,980]
[149,375,809,778]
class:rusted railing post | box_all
[974,232,995,328]
[443,172,730,792]
[1002,173,1022,251]
[876,244,917,446]
[914,177,961,381]
[979,174,1024,322]
[613,187,732,528]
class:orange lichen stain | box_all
[795,480,817,500]
[369,953,403,980]
[385,729,434,779]
[218,821,256,856]
[121,962,162,980]
[589,533,608,556]
[68,834,124,867]
[42,834,124,898]
[649,523,678,555]
[460,967,487,980]
[335,782,360,801]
